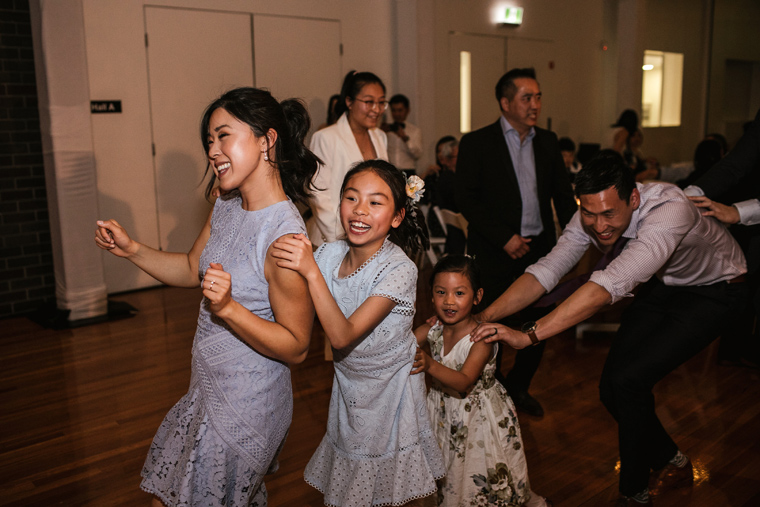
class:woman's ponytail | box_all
[277,98,321,204]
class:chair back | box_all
[438,208,468,238]
[418,204,446,265]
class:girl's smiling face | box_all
[206,107,267,193]
[340,170,404,249]
[432,271,482,326]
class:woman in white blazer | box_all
[308,71,389,246]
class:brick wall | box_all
[0,0,55,318]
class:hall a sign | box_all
[91,100,122,114]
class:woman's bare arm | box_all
[208,238,315,364]
[95,212,212,288]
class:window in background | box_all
[460,50,471,133]
[641,50,683,127]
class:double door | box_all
[107,7,342,292]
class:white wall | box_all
[416,0,715,166]
[641,0,710,165]
[67,0,758,293]
[426,0,607,151]
[708,0,760,145]
[82,0,397,292]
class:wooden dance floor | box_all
[1,285,759,506]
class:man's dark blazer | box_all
[695,108,760,204]
[694,108,760,274]
[455,119,577,292]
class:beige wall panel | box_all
[145,7,253,258]
[83,0,395,293]
[252,15,342,144]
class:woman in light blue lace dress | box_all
[95,88,320,506]
[273,160,446,507]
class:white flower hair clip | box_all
[405,175,425,204]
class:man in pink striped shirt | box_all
[472,151,747,506]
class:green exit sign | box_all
[499,7,523,25]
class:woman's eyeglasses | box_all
[353,98,388,112]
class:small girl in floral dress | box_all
[412,255,551,507]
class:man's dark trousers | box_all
[479,234,554,394]
[599,277,748,496]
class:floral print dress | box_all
[425,324,532,507]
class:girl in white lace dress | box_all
[95,88,319,506]
[273,160,445,507]
[412,256,551,507]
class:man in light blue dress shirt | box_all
[455,68,577,417]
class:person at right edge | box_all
[685,108,760,368]
[455,67,576,417]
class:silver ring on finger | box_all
[209,280,215,290]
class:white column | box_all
[29,0,107,321]
[616,0,647,114]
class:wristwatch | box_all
[521,321,540,346]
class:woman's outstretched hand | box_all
[202,262,233,315]
[94,219,139,258]
[271,234,317,278]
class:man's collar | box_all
[622,183,645,240]
[499,115,535,141]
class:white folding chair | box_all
[420,204,446,265]
[438,208,468,236]
[432,205,448,235]
[437,207,468,254]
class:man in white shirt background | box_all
[382,94,423,179]
[455,68,577,418]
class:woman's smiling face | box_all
[206,107,266,193]
[346,83,386,131]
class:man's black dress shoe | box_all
[649,457,693,496]
[510,390,544,417]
